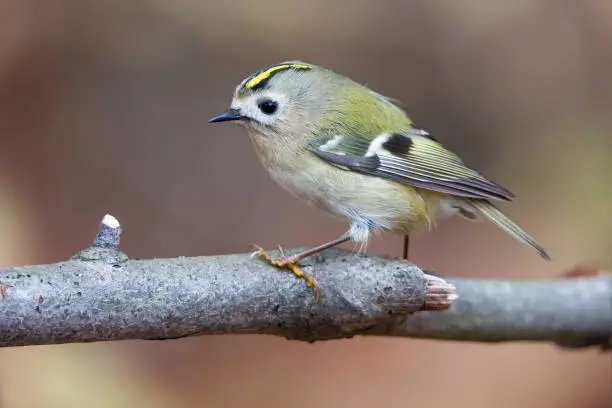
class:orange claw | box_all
[250,244,321,303]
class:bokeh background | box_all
[1,0,611,406]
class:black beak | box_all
[208,108,245,123]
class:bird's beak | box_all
[208,108,245,123]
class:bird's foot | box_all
[249,244,321,303]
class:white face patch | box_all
[364,133,391,157]
[231,91,287,127]
[318,135,344,151]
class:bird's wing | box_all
[309,127,514,201]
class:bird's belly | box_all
[259,151,438,234]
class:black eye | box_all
[258,99,278,115]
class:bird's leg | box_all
[403,235,410,259]
[250,235,351,303]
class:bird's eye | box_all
[258,99,278,115]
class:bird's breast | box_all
[247,132,442,234]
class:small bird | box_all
[209,61,550,300]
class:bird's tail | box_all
[469,200,551,260]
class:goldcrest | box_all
[209,61,550,300]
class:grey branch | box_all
[0,215,610,350]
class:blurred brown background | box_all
[1,0,611,406]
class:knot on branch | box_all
[71,214,128,265]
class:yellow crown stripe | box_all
[245,63,313,89]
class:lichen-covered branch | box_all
[0,215,454,346]
[0,215,609,350]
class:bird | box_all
[208,61,550,301]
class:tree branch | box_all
[0,215,609,350]
[374,277,612,350]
